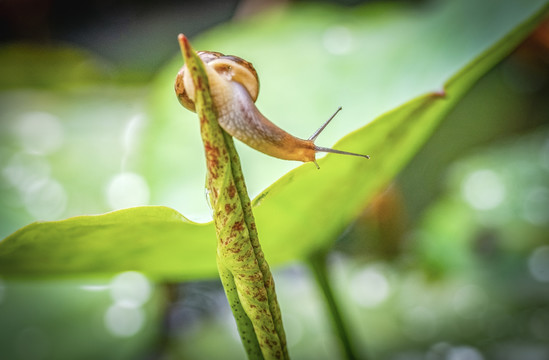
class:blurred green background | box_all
[1,0,548,359]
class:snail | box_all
[174,50,370,168]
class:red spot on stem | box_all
[228,184,236,199]
[204,141,220,177]
[232,220,244,233]
[199,114,207,126]
[225,204,235,214]
[227,246,241,254]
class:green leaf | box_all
[0,206,216,280]
[1,0,547,279]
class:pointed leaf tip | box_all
[178,34,190,60]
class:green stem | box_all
[222,131,288,355]
[217,258,263,358]
[308,251,362,360]
[178,34,288,360]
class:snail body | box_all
[175,50,369,166]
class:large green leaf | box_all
[1,0,547,279]
[0,206,215,280]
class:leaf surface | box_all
[0,206,216,280]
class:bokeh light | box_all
[22,178,68,220]
[3,153,51,194]
[13,112,65,156]
[461,169,505,210]
[104,271,152,338]
[2,152,68,220]
[349,266,391,308]
[104,303,145,338]
[109,271,152,308]
[106,172,150,210]
[79,284,109,291]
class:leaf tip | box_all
[177,33,187,46]
[178,34,191,60]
